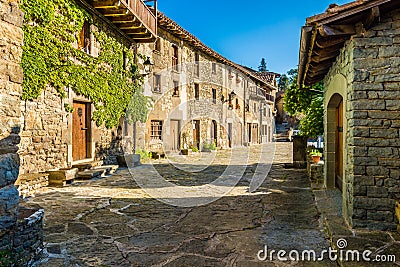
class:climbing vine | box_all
[21,0,149,128]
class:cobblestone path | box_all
[29,143,336,266]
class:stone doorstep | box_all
[72,160,104,171]
[76,165,119,180]
[92,165,119,175]
[77,169,105,179]
[47,168,78,187]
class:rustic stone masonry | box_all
[0,0,24,252]
[324,8,400,231]
[0,0,44,265]
[13,205,44,265]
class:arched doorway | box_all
[326,93,344,191]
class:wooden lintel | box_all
[93,0,121,9]
[364,6,380,29]
[318,24,356,37]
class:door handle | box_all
[81,127,88,130]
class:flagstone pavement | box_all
[24,143,399,266]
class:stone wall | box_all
[18,7,128,174]
[0,0,24,252]
[324,8,400,231]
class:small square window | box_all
[212,62,216,74]
[151,120,163,140]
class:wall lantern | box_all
[143,56,154,75]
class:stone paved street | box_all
[27,143,337,266]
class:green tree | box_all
[283,68,323,137]
[278,74,289,91]
[258,58,267,72]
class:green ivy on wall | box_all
[21,0,149,128]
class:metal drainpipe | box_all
[133,43,138,154]
[243,80,246,146]
[259,99,263,144]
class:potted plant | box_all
[310,149,322,163]
[181,132,189,155]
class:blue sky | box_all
[158,0,351,75]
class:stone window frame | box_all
[154,38,162,53]
[172,80,179,97]
[212,88,217,104]
[212,62,217,74]
[150,120,163,140]
[78,21,91,55]
[172,44,179,71]
[153,74,161,93]
[194,83,200,100]
[194,52,200,77]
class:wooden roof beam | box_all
[111,16,137,23]
[315,36,347,48]
[364,6,380,29]
[102,9,129,17]
[93,0,121,9]
[318,24,356,37]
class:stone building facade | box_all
[299,0,400,231]
[18,0,156,175]
[136,13,277,154]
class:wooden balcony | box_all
[92,0,157,43]
[250,86,275,103]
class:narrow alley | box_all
[25,143,335,266]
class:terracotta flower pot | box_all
[312,155,321,163]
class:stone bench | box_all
[47,168,78,187]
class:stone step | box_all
[47,168,78,187]
[15,173,49,198]
[77,169,104,180]
[72,160,103,171]
[92,165,119,175]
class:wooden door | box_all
[170,120,180,151]
[193,120,200,149]
[252,124,258,143]
[335,100,343,191]
[72,101,90,161]
[211,120,217,145]
[247,123,252,143]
